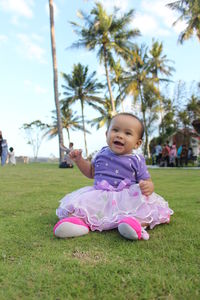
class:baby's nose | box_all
[116,132,123,138]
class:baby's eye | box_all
[126,132,132,135]
[113,128,118,132]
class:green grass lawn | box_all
[0,164,200,300]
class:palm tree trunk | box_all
[103,44,116,114]
[158,83,164,135]
[118,84,124,112]
[154,73,163,135]
[139,86,149,157]
[49,0,64,163]
[81,100,88,157]
[67,128,70,144]
[142,111,149,157]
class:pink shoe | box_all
[53,217,89,238]
[118,217,149,241]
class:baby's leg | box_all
[53,217,89,238]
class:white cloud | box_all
[142,0,184,30]
[10,15,20,25]
[32,33,43,42]
[140,0,187,36]
[24,79,32,86]
[0,0,34,18]
[157,28,171,37]
[35,85,48,95]
[98,0,129,13]
[24,80,48,95]
[0,34,8,44]
[134,13,170,37]
[173,19,187,35]
[134,13,157,35]
[17,33,47,64]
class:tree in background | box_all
[49,0,64,163]
[171,80,200,129]
[167,0,200,43]
[187,94,200,120]
[141,84,160,156]
[122,44,160,156]
[45,106,87,145]
[148,39,174,123]
[149,39,174,80]
[150,80,200,148]
[61,63,104,157]
[21,121,48,160]
[159,98,178,137]
[111,60,126,112]
[88,96,122,130]
[178,110,191,129]
[70,2,140,114]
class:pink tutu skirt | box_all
[56,181,173,231]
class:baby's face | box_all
[106,115,142,155]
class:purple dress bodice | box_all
[92,147,150,188]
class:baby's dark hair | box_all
[9,147,14,152]
[109,112,144,139]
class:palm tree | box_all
[45,106,88,145]
[149,39,174,81]
[187,94,200,120]
[141,84,160,156]
[49,0,64,163]
[167,0,200,43]
[70,2,140,113]
[88,96,121,130]
[111,60,125,112]
[61,63,104,157]
[178,110,190,128]
[148,39,175,124]
[159,98,178,137]
[122,44,160,156]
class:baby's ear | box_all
[135,139,142,149]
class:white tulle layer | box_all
[56,184,173,231]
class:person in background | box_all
[169,143,177,167]
[1,139,8,166]
[69,142,74,152]
[165,141,171,166]
[161,142,170,167]
[151,145,156,165]
[8,147,16,165]
[176,145,182,167]
[187,147,193,161]
[180,144,188,167]
[155,143,162,165]
[60,142,74,167]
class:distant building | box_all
[169,128,200,157]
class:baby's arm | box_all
[69,149,94,179]
[139,178,154,196]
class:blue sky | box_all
[0,0,199,158]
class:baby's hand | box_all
[69,149,82,162]
[139,180,154,196]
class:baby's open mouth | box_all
[114,141,124,146]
